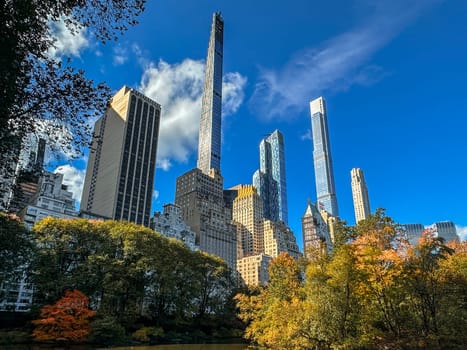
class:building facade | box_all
[431,221,458,242]
[197,12,224,174]
[175,168,237,270]
[232,185,264,258]
[236,254,272,287]
[404,221,459,244]
[150,203,197,251]
[80,86,161,227]
[253,130,288,224]
[19,171,77,230]
[310,97,339,217]
[351,168,371,223]
[302,201,333,259]
[404,223,425,245]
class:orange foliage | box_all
[32,289,96,342]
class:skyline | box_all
[42,0,467,245]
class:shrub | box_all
[132,326,164,343]
[89,317,126,346]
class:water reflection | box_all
[3,344,253,350]
[110,345,249,350]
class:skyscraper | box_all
[81,86,161,227]
[197,12,224,174]
[310,97,339,217]
[351,168,371,223]
[253,130,288,224]
[233,185,264,257]
[302,200,333,259]
[175,13,236,270]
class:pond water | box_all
[3,344,252,350]
[109,345,250,350]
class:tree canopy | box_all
[236,210,467,350]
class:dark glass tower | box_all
[310,97,339,217]
[197,12,224,174]
[253,130,288,224]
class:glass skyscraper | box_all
[197,12,224,174]
[310,97,339,217]
[253,129,288,224]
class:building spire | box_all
[197,12,224,174]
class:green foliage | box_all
[0,213,35,286]
[89,316,127,346]
[236,210,467,350]
[30,218,236,338]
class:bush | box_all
[132,326,164,343]
[89,317,126,346]
[0,330,31,344]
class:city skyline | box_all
[42,0,467,245]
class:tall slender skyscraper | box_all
[81,86,161,227]
[175,13,236,270]
[197,12,224,174]
[253,130,288,224]
[351,168,371,223]
[310,97,339,217]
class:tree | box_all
[404,230,457,339]
[0,0,146,202]
[31,217,113,305]
[0,213,35,286]
[236,253,311,349]
[32,289,96,342]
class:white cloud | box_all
[300,129,312,141]
[47,18,89,59]
[222,72,247,115]
[53,165,85,204]
[139,59,246,170]
[456,226,467,242]
[153,190,159,200]
[113,45,128,65]
[250,0,442,120]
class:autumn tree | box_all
[32,289,96,342]
[236,253,312,349]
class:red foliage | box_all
[32,289,96,342]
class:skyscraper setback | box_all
[310,97,339,217]
[81,86,161,227]
[197,12,224,174]
[253,130,288,224]
[351,168,371,223]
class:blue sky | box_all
[49,0,467,244]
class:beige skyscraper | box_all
[351,168,371,223]
[175,168,237,270]
[233,185,264,257]
[81,86,161,227]
[232,184,301,285]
